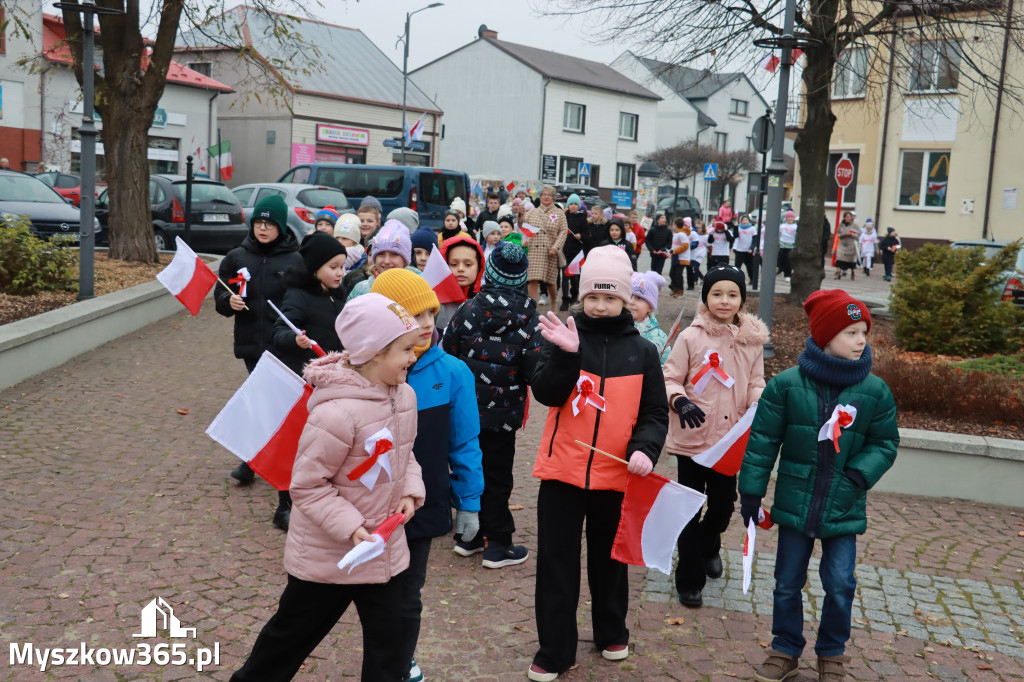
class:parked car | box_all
[656,194,703,223]
[34,171,96,207]
[555,183,601,204]
[0,169,93,243]
[232,183,352,242]
[95,175,246,253]
[277,164,469,229]
[950,239,1024,308]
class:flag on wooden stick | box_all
[156,237,218,315]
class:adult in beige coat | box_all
[523,184,568,304]
[833,212,861,280]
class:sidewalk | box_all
[1,299,1021,681]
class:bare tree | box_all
[714,148,757,210]
[545,0,1024,301]
[639,139,718,215]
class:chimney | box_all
[478,24,497,40]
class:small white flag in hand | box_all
[743,519,756,594]
[337,512,406,573]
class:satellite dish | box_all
[478,24,490,38]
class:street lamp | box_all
[54,0,123,300]
[399,3,443,165]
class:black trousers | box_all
[708,255,730,268]
[734,251,755,284]
[777,247,792,277]
[479,429,517,546]
[883,253,895,278]
[561,273,579,303]
[673,456,738,593]
[533,480,629,673]
[689,261,704,287]
[394,535,432,676]
[669,257,685,291]
[650,253,667,276]
[231,574,405,682]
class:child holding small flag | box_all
[738,290,898,682]
[662,264,768,609]
[230,293,425,682]
[371,270,484,682]
[441,242,543,568]
[628,271,671,364]
[216,195,303,491]
[525,246,668,681]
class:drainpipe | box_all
[982,0,1015,240]
[539,77,549,182]
[874,27,897,229]
[40,66,51,165]
[207,91,219,174]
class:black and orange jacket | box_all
[531,311,669,492]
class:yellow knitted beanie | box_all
[371,268,440,316]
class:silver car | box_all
[232,183,354,242]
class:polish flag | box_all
[520,222,542,239]
[156,236,218,316]
[506,181,516,193]
[206,352,313,491]
[422,245,466,304]
[761,49,804,73]
[692,403,758,476]
[565,250,585,276]
[661,309,685,354]
[337,512,406,573]
[611,472,707,575]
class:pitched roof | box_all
[482,38,659,100]
[42,14,233,93]
[177,6,440,113]
[637,57,741,100]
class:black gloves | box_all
[673,396,706,429]
[740,495,761,528]
[844,468,868,490]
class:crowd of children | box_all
[213,190,899,682]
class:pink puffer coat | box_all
[283,354,425,585]
[663,306,769,458]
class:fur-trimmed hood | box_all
[302,352,401,410]
[692,305,770,346]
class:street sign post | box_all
[703,163,718,180]
[830,157,855,266]
[383,138,426,151]
[751,116,775,154]
[579,162,591,181]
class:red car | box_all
[34,171,96,207]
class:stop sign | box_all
[835,158,855,188]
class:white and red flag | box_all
[205,351,313,491]
[337,512,406,573]
[506,181,516,193]
[692,403,758,476]
[760,49,804,73]
[347,428,394,491]
[691,348,735,394]
[818,404,857,452]
[520,222,542,240]
[742,507,776,594]
[564,250,585,276]
[156,236,218,316]
[661,309,685,354]
[571,374,606,416]
[422,245,466,304]
[611,472,707,575]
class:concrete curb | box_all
[1,253,223,390]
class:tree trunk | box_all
[104,105,156,262]
[790,45,839,303]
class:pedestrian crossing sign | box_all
[704,163,718,180]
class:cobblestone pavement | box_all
[1,286,1022,681]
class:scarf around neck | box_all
[798,336,872,388]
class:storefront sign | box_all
[316,125,369,146]
[291,143,316,165]
[611,190,633,209]
[541,154,557,182]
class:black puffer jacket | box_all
[581,218,610,255]
[271,276,347,375]
[564,211,587,263]
[215,231,303,361]
[645,222,673,255]
[441,282,544,432]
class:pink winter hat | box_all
[631,271,666,311]
[335,292,420,365]
[371,220,412,266]
[579,245,633,304]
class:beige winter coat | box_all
[524,204,568,284]
[283,354,425,585]
[834,221,861,263]
[663,306,769,457]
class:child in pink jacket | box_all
[662,264,768,609]
[231,293,426,682]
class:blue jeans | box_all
[771,526,857,658]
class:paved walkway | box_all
[1,285,1021,681]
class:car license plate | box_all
[205,213,230,223]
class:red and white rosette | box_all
[228,267,251,297]
[818,404,857,453]
[571,375,607,417]
[346,427,394,490]
[690,348,735,394]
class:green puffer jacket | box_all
[738,366,899,539]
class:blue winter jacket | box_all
[404,344,484,540]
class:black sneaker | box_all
[482,543,529,568]
[705,554,724,579]
[453,536,485,556]
[272,506,290,531]
[559,300,570,311]
[678,588,703,608]
[230,462,255,484]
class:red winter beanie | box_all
[804,289,871,348]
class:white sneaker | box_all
[409,659,423,682]
[528,664,558,681]
[785,277,791,283]
[538,295,549,305]
[602,644,630,661]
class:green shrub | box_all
[951,353,1024,382]
[0,216,78,295]
[890,241,1024,355]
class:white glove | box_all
[454,510,480,542]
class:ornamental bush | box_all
[889,241,1024,355]
[0,217,78,295]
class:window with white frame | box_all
[833,48,869,98]
[715,132,728,151]
[730,99,748,116]
[618,112,638,141]
[615,163,635,188]
[563,102,586,133]
[909,41,960,93]
[560,156,583,183]
[898,150,951,208]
